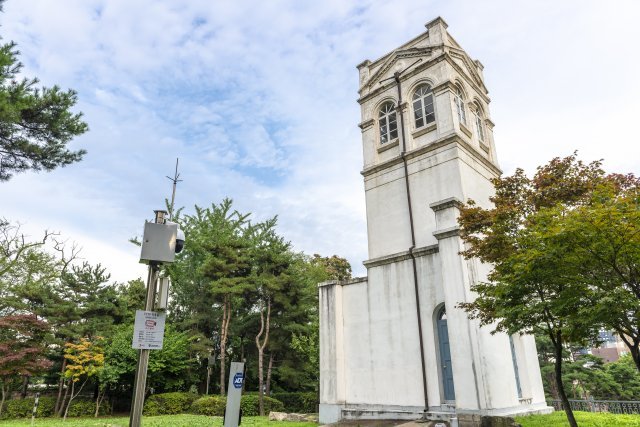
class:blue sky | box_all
[1,0,639,282]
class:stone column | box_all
[431,197,485,411]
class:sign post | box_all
[224,362,245,427]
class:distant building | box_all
[319,17,550,426]
[590,330,628,363]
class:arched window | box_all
[473,102,485,142]
[379,102,398,144]
[454,84,466,125]
[412,84,435,128]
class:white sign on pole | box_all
[132,310,167,349]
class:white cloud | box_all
[1,0,638,282]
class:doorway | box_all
[437,306,455,402]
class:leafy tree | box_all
[552,175,640,371]
[62,338,104,420]
[249,220,292,415]
[0,24,88,181]
[167,199,255,395]
[0,314,51,416]
[458,154,610,427]
[103,324,196,394]
[311,254,352,281]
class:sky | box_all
[1,0,639,283]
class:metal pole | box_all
[129,211,165,427]
[166,159,182,220]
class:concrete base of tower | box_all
[319,402,553,426]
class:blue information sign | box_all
[233,372,244,389]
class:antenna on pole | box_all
[166,158,182,220]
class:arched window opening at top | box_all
[454,84,466,125]
[379,102,398,144]
[412,84,435,128]
[474,102,485,142]
[438,306,447,320]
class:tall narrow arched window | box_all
[454,84,466,125]
[473,102,485,142]
[412,84,435,128]
[379,102,398,144]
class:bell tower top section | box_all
[356,17,499,173]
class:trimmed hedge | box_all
[189,395,226,416]
[1,397,55,419]
[271,392,317,413]
[66,398,110,417]
[0,397,109,419]
[188,394,284,416]
[240,394,284,416]
[143,392,198,416]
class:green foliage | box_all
[516,411,640,427]
[104,324,196,393]
[0,397,108,419]
[65,398,110,417]
[1,396,55,419]
[189,395,226,416]
[0,38,88,181]
[143,392,198,416]
[271,392,317,413]
[0,53,85,180]
[457,153,635,427]
[311,254,352,281]
[240,395,284,416]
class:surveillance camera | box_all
[176,227,185,254]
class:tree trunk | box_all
[63,381,75,421]
[54,358,67,414]
[95,388,106,417]
[0,382,6,417]
[64,379,87,421]
[58,379,70,417]
[21,376,29,398]
[255,298,271,416]
[618,332,640,372]
[266,352,274,396]
[552,333,578,427]
[219,296,232,396]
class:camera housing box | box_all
[140,222,178,264]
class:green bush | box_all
[189,395,226,416]
[1,396,55,419]
[240,394,284,416]
[271,392,317,413]
[143,392,198,416]
[65,398,110,417]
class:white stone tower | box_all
[319,18,550,425]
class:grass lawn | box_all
[0,415,317,427]
[516,410,640,426]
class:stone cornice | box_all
[363,245,439,268]
[433,226,460,240]
[430,197,464,212]
[358,118,374,131]
[318,277,368,288]
[361,133,502,178]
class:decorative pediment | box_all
[361,47,433,90]
[448,48,487,93]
